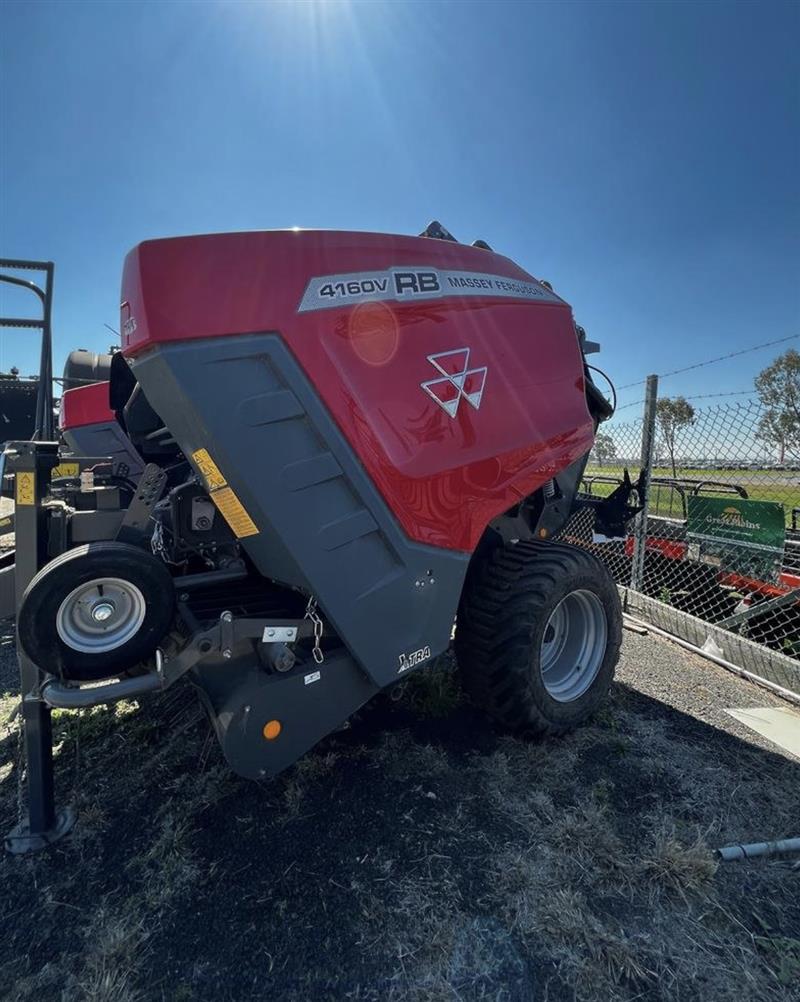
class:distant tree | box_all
[754,349,800,463]
[656,396,695,478]
[591,432,617,467]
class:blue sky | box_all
[1,0,798,418]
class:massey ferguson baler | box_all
[1,227,640,852]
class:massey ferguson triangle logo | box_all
[421,348,488,418]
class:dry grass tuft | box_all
[68,800,110,856]
[395,657,463,718]
[76,908,150,1002]
[640,823,718,895]
[525,887,659,995]
[291,748,341,781]
[755,931,800,988]
[0,692,18,730]
[547,800,627,881]
[281,777,305,819]
[370,731,452,778]
[132,813,200,910]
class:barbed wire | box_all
[617,333,799,390]
[614,389,758,412]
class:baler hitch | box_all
[39,609,321,710]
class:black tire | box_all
[455,539,621,735]
[18,542,176,682]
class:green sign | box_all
[686,496,785,583]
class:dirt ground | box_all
[0,628,798,1002]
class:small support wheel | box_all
[18,542,176,682]
[455,540,622,735]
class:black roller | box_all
[61,349,113,392]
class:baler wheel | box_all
[18,542,176,682]
[455,540,621,735]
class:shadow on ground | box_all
[0,645,798,1002]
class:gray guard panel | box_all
[62,423,145,481]
[131,334,469,688]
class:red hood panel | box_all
[59,380,115,430]
[120,230,594,550]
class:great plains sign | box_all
[686,497,785,583]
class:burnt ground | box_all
[0,627,798,1002]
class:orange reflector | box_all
[538,528,549,539]
[263,719,282,741]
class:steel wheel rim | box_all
[56,577,146,654]
[540,589,607,702]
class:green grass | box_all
[584,466,799,526]
[589,465,797,483]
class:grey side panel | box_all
[68,510,125,543]
[193,650,378,779]
[62,424,144,480]
[131,334,469,688]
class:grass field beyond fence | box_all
[584,466,800,528]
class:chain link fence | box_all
[1,388,797,698]
[563,391,800,698]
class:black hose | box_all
[586,363,618,417]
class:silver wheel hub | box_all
[56,577,146,654]
[540,589,607,702]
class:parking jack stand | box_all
[5,661,76,854]
[4,441,76,854]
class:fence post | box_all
[630,374,659,592]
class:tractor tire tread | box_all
[455,540,621,736]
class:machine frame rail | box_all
[0,258,56,441]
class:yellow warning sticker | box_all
[16,471,35,506]
[53,462,80,479]
[191,448,227,491]
[211,486,259,538]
